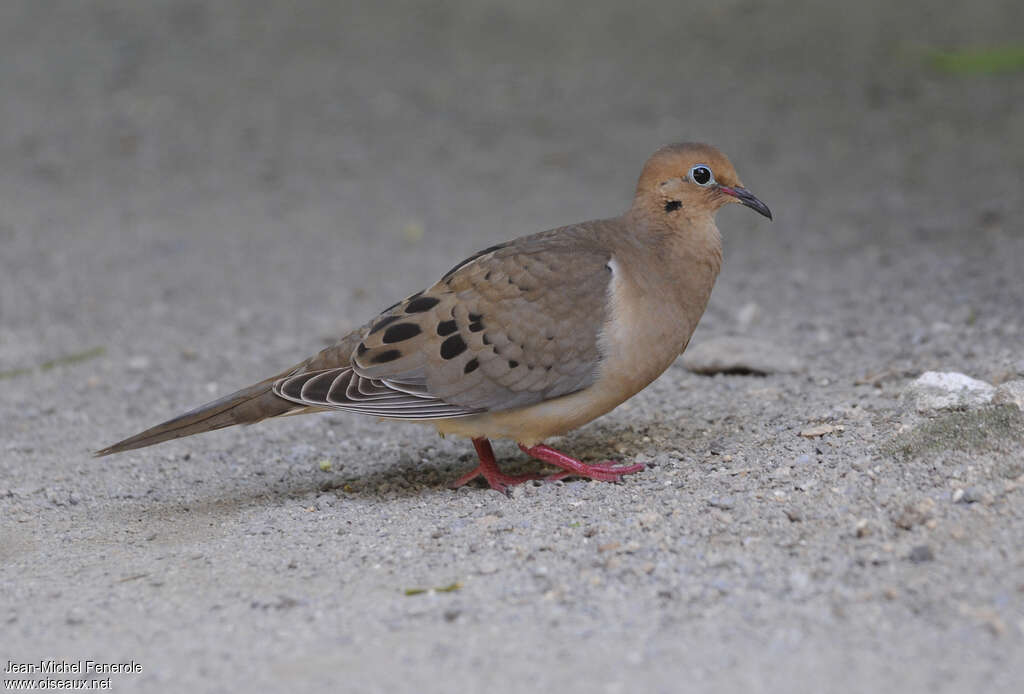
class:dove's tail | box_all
[94,332,365,457]
[94,377,306,457]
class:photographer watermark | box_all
[4,660,142,690]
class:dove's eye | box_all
[689,165,713,186]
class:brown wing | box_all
[274,224,614,418]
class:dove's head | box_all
[634,142,772,222]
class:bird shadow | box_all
[98,417,683,528]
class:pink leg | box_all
[448,438,545,494]
[519,444,646,483]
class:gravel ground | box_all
[2,2,1023,692]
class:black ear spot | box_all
[357,342,368,355]
[664,200,682,213]
[405,296,441,313]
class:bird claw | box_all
[448,439,645,493]
[520,444,645,483]
[448,466,545,494]
[543,461,646,483]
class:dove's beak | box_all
[719,186,772,220]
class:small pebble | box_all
[992,380,1024,409]
[708,496,735,510]
[789,570,810,591]
[683,336,803,375]
[892,498,935,530]
[908,545,935,563]
[126,355,151,371]
[962,487,986,504]
[638,511,660,528]
[902,371,995,413]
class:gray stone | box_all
[902,371,995,413]
[993,380,1024,410]
[962,487,988,504]
[708,496,735,510]
[682,336,803,375]
[908,545,935,563]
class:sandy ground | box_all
[2,1,1023,692]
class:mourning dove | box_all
[97,143,772,492]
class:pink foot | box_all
[519,444,645,483]
[449,439,545,494]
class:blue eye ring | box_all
[689,165,714,186]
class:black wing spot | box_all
[469,320,484,332]
[482,334,491,345]
[508,360,519,369]
[440,334,467,360]
[468,312,483,322]
[405,296,441,313]
[372,349,403,364]
[665,200,682,213]
[442,242,511,280]
[370,315,402,334]
[463,358,479,374]
[437,319,458,336]
[382,322,422,343]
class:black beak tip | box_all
[719,185,771,219]
[734,188,772,221]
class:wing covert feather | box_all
[351,224,614,412]
[275,223,617,418]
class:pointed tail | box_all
[95,331,366,457]
[94,377,303,457]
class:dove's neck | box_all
[620,210,723,310]
[590,212,723,399]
